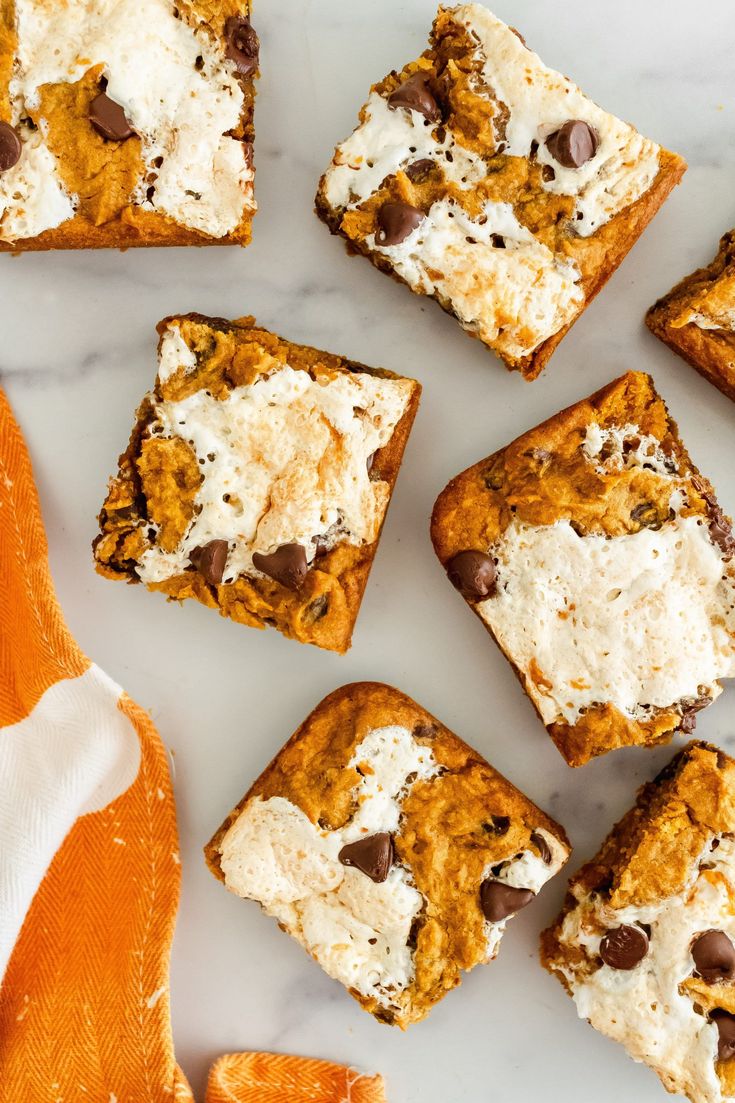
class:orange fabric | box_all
[0,388,190,1101]
[0,383,388,1103]
[0,390,85,727]
[207,1053,387,1103]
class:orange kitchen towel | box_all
[0,384,388,1103]
[207,1053,387,1102]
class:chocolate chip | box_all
[484,815,510,836]
[252,543,308,591]
[407,916,422,949]
[484,464,504,490]
[630,501,661,529]
[446,550,497,601]
[388,72,440,122]
[530,831,552,864]
[692,473,719,511]
[89,92,135,141]
[680,695,711,733]
[304,594,329,623]
[108,505,137,523]
[480,880,535,922]
[600,924,649,970]
[224,15,260,77]
[491,233,506,248]
[405,157,435,182]
[712,1011,735,1059]
[339,833,394,883]
[545,120,598,168]
[0,122,21,172]
[189,539,228,585]
[592,873,614,897]
[692,931,735,983]
[710,508,735,559]
[375,201,424,246]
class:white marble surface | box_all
[3,1,735,1099]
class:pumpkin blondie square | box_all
[0,0,258,249]
[93,314,420,652]
[315,3,685,378]
[647,230,735,404]
[431,371,735,766]
[205,682,570,1027]
[543,741,735,1103]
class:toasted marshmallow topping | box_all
[156,326,198,384]
[452,4,660,237]
[2,0,254,241]
[219,726,439,1006]
[479,435,735,725]
[0,133,75,241]
[581,423,676,476]
[136,329,412,585]
[322,91,485,210]
[482,515,735,725]
[555,836,735,1103]
[370,198,583,361]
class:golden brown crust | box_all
[315,10,686,379]
[205,681,570,1027]
[430,371,727,766]
[0,0,257,251]
[647,230,735,404]
[94,314,420,654]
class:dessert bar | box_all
[316,3,685,378]
[431,371,735,765]
[647,230,735,404]
[206,682,570,1027]
[94,314,419,652]
[0,0,258,249]
[543,741,735,1103]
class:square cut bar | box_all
[430,371,735,766]
[647,231,735,404]
[315,3,685,380]
[0,0,258,249]
[205,682,570,1028]
[93,314,420,653]
[542,741,735,1103]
